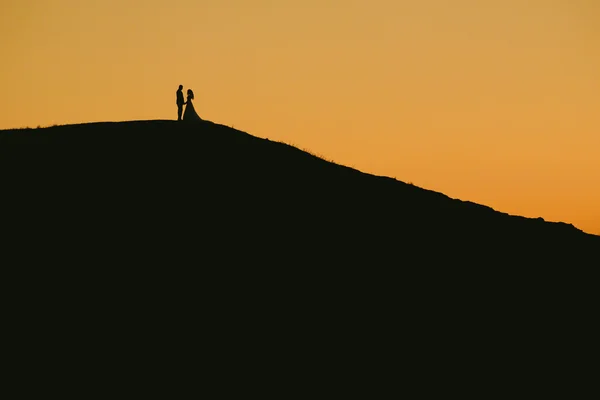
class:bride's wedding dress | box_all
[183,98,202,121]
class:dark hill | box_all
[1,120,598,386]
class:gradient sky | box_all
[1,0,599,234]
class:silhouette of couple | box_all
[176,85,201,121]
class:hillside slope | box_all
[2,119,598,386]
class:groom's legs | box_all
[177,105,183,121]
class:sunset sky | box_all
[1,0,599,234]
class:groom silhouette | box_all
[176,85,185,121]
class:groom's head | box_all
[178,85,183,90]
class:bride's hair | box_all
[187,89,194,100]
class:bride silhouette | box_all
[183,89,202,121]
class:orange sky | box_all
[1,0,599,234]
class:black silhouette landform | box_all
[2,120,598,381]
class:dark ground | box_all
[1,120,597,391]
